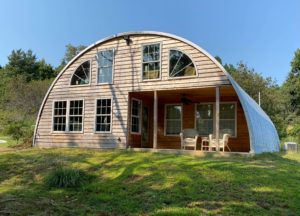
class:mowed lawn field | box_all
[0,146,299,215]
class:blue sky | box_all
[0,0,299,85]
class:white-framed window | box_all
[169,49,196,78]
[53,101,67,131]
[95,98,112,133]
[131,99,141,133]
[97,49,114,84]
[52,100,84,132]
[165,104,182,135]
[220,103,236,137]
[70,60,90,85]
[195,102,237,137]
[69,100,83,132]
[196,103,214,136]
[142,43,161,80]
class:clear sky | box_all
[0,0,299,85]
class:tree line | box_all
[0,45,299,144]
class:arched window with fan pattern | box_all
[169,50,196,77]
[70,60,90,85]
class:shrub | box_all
[45,167,88,188]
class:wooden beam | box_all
[216,86,220,151]
[153,91,158,149]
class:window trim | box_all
[69,60,92,87]
[94,97,113,134]
[140,42,162,82]
[164,103,183,136]
[131,98,142,135]
[168,48,198,80]
[194,102,237,138]
[96,48,115,85]
[51,99,85,134]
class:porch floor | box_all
[128,148,253,157]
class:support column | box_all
[216,86,220,151]
[153,91,158,149]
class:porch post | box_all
[216,86,220,151]
[153,90,158,149]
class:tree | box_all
[284,49,300,114]
[4,49,55,81]
[55,44,87,75]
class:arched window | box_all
[169,50,196,77]
[70,60,90,85]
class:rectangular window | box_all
[196,104,214,136]
[97,49,114,84]
[220,103,236,137]
[53,101,67,131]
[96,99,112,132]
[131,99,141,133]
[195,102,236,137]
[165,105,182,135]
[69,100,83,132]
[142,43,160,80]
[52,100,83,132]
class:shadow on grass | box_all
[0,149,299,215]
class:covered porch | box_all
[127,86,250,152]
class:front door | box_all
[141,105,149,147]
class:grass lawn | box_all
[0,147,299,215]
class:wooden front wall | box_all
[35,33,248,150]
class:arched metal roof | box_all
[33,31,280,153]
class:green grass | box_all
[0,148,299,215]
[0,134,19,148]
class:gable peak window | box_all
[169,50,196,77]
[71,61,90,85]
[142,43,160,80]
[97,49,114,84]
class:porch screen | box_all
[97,50,113,84]
[196,104,214,136]
[220,103,236,137]
[165,105,182,135]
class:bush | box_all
[45,167,88,188]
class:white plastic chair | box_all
[180,129,199,151]
[209,133,231,152]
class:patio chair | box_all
[209,133,231,152]
[180,129,199,151]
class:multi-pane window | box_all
[53,101,67,131]
[220,103,236,137]
[69,100,83,132]
[52,100,83,132]
[97,50,114,84]
[169,50,196,77]
[71,61,90,85]
[165,105,182,135]
[96,99,112,132]
[195,103,236,137]
[131,99,141,133]
[196,104,214,136]
[142,43,160,80]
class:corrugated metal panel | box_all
[228,75,280,153]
